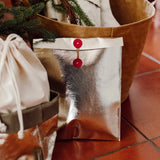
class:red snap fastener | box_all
[73,39,83,48]
[73,58,82,68]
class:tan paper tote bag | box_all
[35,0,155,103]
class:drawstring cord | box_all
[0,38,7,133]
[0,34,24,139]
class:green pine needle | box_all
[24,7,34,19]
[23,19,41,30]
[51,3,67,14]
[45,0,94,26]
[0,2,56,41]
[31,2,45,14]
[68,0,94,26]
[0,0,95,42]
[3,19,17,28]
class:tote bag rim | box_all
[36,2,155,30]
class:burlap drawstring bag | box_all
[35,0,155,102]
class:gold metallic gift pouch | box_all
[0,34,59,160]
[34,37,123,141]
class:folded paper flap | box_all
[0,92,59,134]
[33,38,123,50]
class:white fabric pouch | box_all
[0,34,50,138]
[34,37,123,141]
[45,0,120,27]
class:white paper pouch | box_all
[34,37,123,141]
[45,0,120,27]
[0,34,50,138]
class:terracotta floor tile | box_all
[153,138,160,148]
[52,119,145,160]
[122,71,160,139]
[136,54,160,75]
[95,142,160,160]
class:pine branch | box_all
[68,0,94,26]
[31,28,56,41]
[0,2,56,41]
[22,19,41,30]
[1,0,95,43]
[51,2,67,14]
[31,2,45,14]
[60,0,78,24]
[29,0,94,26]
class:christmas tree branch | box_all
[28,0,95,26]
[0,1,56,41]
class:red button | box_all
[73,39,83,48]
[73,58,82,68]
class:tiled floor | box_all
[0,0,160,160]
[2,0,160,159]
[52,3,160,160]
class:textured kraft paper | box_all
[35,0,155,103]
